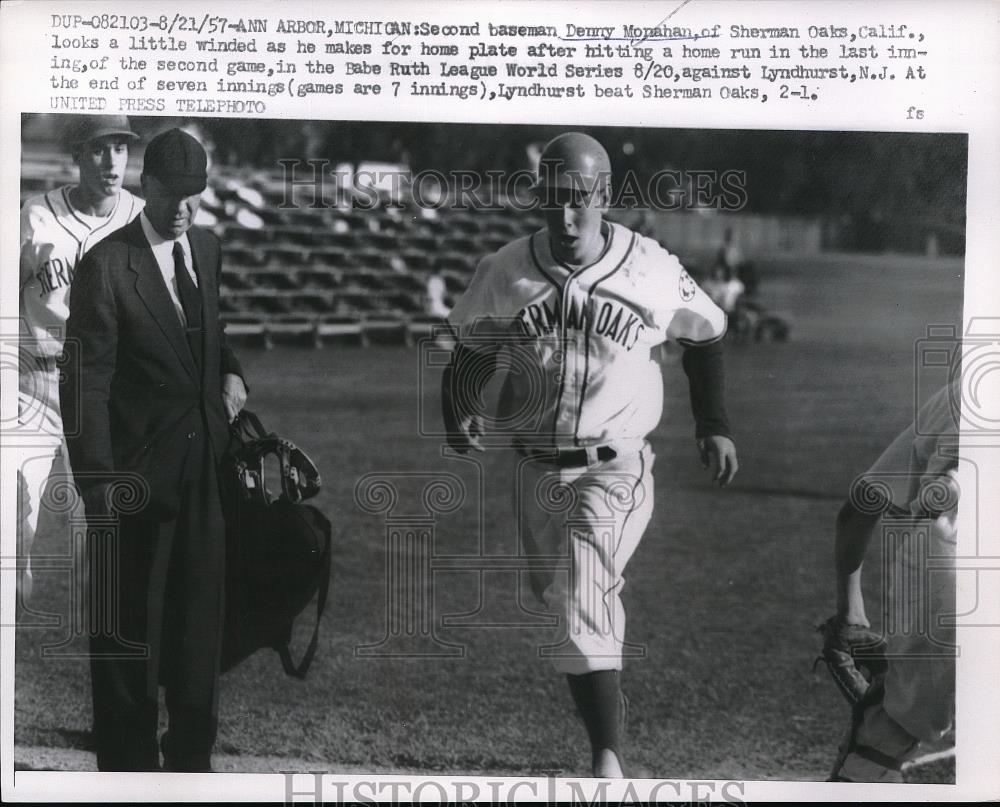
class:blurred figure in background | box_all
[716,226,759,298]
[701,264,746,318]
[424,271,451,319]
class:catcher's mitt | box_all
[814,617,889,706]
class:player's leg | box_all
[566,669,627,777]
[517,454,626,775]
[16,450,61,603]
[531,447,653,776]
[880,507,956,743]
[523,481,629,776]
[832,507,956,782]
[16,369,67,602]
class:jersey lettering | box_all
[34,257,77,297]
[517,295,645,351]
[21,186,144,359]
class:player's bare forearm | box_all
[834,499,881,625]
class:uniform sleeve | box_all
[858,384,960,514]
[646,243,727,345]
[19,202,52,292]
[446,254,500,340]
[665,269,727,345]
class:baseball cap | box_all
[66,114,139,147]
[142,128,208,196]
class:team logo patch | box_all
[679,270,697,302]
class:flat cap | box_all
[142,128,208,196]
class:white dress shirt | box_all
[139,212,199,326]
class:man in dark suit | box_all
[62,128,247,772]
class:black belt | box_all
[516,445,617,468]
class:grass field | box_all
[14,252,963,781]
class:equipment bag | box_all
[220,410,331,677]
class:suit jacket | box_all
[62,216,243,518]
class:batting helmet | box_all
[535,132,611,195]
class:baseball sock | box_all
[566,671,624,763]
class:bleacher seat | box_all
[221,314,268,347]
[437,252,476,273]
[298,269,344,290]
[223,245,267,267]
[20,152,554,348]
[289,293,335,313]
[265,245,311,267]
[223,225,271,246]
[270,225,324,248]
[316,314,364,345]
[263,314,319,349]
[310,247,354,268]
[441,234,481,254]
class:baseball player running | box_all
[821,381,960,782]
[441,132,738,777]
[18,114,143,601]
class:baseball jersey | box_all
[20,185,143,360]
[448,221,727,450]
[863,381,960,516]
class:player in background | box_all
[441,132,738,777]
[827,382,960,782]
[18,114,143,601]
[701,264,745,318]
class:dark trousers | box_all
[88,435,225,772]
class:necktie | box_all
[173,242,203,369]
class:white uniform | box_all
[448,221,726,673]
[840,383,959,781]
[18,185,143,597]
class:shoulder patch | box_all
[679,269,697,302]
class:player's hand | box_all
[448,414,486,454]
[222,373,248,422]
[698,435,738,487]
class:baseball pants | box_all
[515,443,654,675]
[17,366,77,601]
